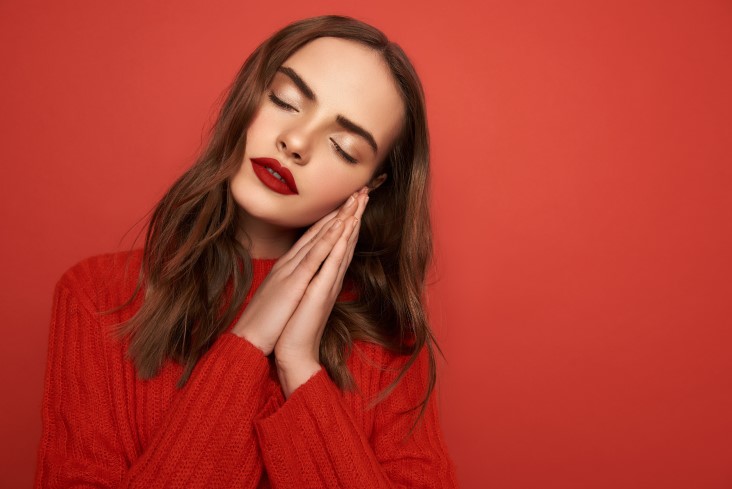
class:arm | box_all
[253,343,460,488]
[34,276,276,488]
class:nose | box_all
[277,139,302,163]
[277,121,315,165]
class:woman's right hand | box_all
[230,186,368,355]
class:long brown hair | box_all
[104,14,444,440]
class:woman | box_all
[35,14,459,488]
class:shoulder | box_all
[55,248,144,312]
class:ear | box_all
[368,172,388,191]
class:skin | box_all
[231,36,404,258]
[229,37,406,398]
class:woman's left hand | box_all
[273,189,369,398]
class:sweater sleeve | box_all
[34,275,277,488]
[252,343,460,488]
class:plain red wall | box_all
[2,1,731,487]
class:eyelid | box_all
[269,90,358,164]
[268,91,297,111]
[330,138,358,164]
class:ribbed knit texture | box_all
[34,248,459,488]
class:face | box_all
[230,36,405,230]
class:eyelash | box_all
[267,91,358,164]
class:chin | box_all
[233,195,303,230]
[230,181,335,232]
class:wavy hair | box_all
[104,14,444,440]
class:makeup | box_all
[250,157,298,195]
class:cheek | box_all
[245,111,272,141]
[297,178,359,225]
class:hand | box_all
[230,186,369,358]
[273,188,369,367]
[273,188,369,397]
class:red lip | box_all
[250,157,298,194]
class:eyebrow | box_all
[276,66,378,155]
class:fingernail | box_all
[345,194,355,207]
[360,187,369,194]
[333,218,343,228]
[352,217,359,229]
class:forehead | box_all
[277,37,404,158]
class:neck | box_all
[236,209,301,260]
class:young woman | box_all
[35,14,459,488]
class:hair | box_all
[102,14,444,440]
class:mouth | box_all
[250,157,299,194]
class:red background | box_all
[2,1,731,487]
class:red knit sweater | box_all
[34,248,459,488]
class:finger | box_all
[278,207,340,265]
[331,217,360,296]
[285,217,340,274]
[354,191,369,221]
[285,190,361,270]
[339,192,368,268]
[334,194,368,292]
[311,214,356,296]
[292,216,346,280]
[327,193,367,283]
[279,189,361,265]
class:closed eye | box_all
[268,91,359,164]
[330,139,358,164]
[268,92,296,111]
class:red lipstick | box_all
[250,157,298,195]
